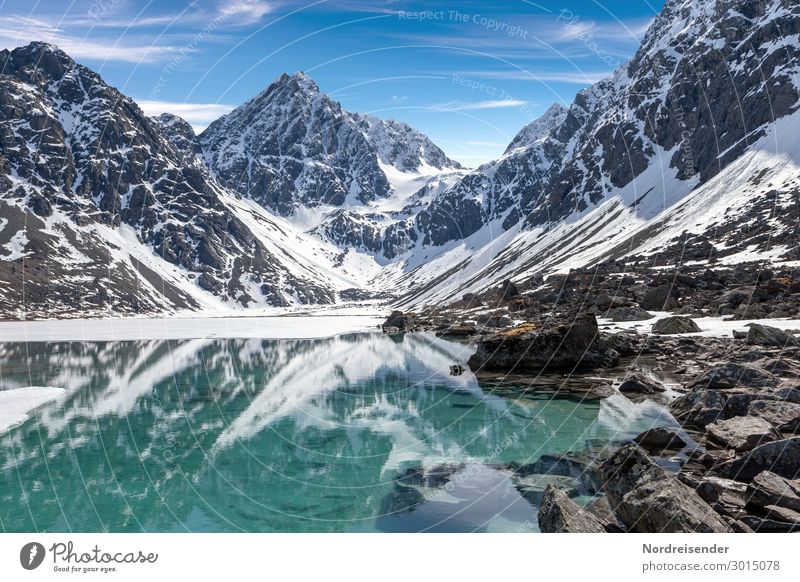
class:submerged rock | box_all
[600,444,730,532]
[467,314,618,372]
[514,474,579,504]
[538,484,607,533]
[652,316,701,335]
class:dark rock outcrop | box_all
[652,316,701,335]
[706,416,783,452]
[633,427,687,451]
[721,437,800,482]
[467,315,618,372]
[538,484,607,533]
[618,372,666,394]
[600,445,730,532]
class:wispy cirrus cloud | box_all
[428,98,531,112]
[135,100,235,133]
[454,69,614,85]
[0,16,193,63]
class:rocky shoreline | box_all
[380,262,800,532]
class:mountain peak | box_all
[273,70,320,93]
[3,41,76,78]
[505,102,568,152]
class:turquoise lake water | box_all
[0,332,674,532]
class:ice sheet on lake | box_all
[0,315,384,342]
[0,386,66,433]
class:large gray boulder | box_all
[690,363,776,390]
[652,316,701,335]
[618,372,666,394]
[538,484,607,533]
[706,416,782,452]
[640,285,677,311]
[633,427,687,451]
[600,445,729,532]
[721,437,800,482]
[609,306,654,322]
[670,390,728,428]
[748,400,800,433]
[746,323,799,347]
[745,471,800,512]
[467,314,618,372]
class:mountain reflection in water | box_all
[0,332,672,532]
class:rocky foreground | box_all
[381,262,800,532]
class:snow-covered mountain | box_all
[384,0,800,306]
[0,43,375,317]
[199,72,461,215]
[1,0,799,319]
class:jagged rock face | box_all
[0,43,334,316]
[505,103,568,152]
[200,73,461,218]
[349,113,461,172]
[151,113,201,160]
[312,209,383,255]
[415,0,800,246]
[200,73,390,215]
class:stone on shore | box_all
[670,390,728,428]
[633,427,687,451]
[538,484,607,533]
[720,437,800,482]
[706,416,782,452]
[600,444,730,532]
[745,471,800,512]
[747,400,800,432]
[618,372,666,394]
[652,316,701,335]
[690,363,776,390]
[382,311,407,332]
[609,306,654,322]
[746,323,799,347]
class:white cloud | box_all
[454,69,613,85]
[432,99,530,112]
[136,100,235,133]
[0,16,190,63]
[218,0,273,22]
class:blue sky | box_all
[0,0,665,166]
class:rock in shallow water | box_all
[467,314,618,372]
[538,484,607,533]
[633,427,687,451]
[600,444,730,532]
[618,371,666,395]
